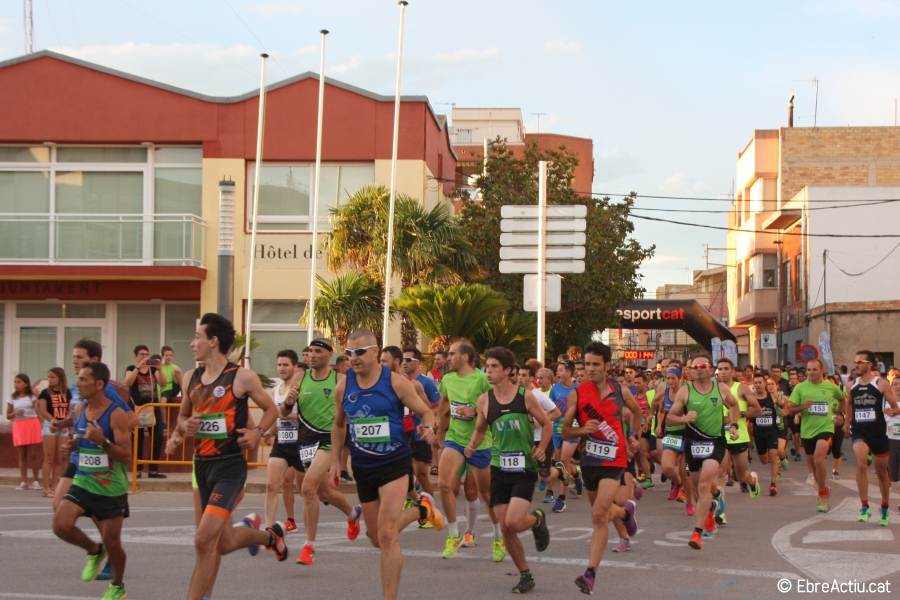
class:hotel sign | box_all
[244,234,327,268]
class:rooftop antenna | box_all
[532,113,546,134]
[24,0,34,54]
[792,77,819,127]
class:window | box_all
[749,254,777,290]
[0,145,203,264]
[249,301,316,379]
[247,163,374,232]
[115,303,199,378]
[795,253,803,294]
[736,263,742,297]
[783,261,793,305]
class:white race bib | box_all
[353,417,390,443]
[585,438,617,462]
[197,413,228,439]
[855,408,876,423]
[756,416,773,427]
[807,402,828,416]
[299,443,319,464]
[662,435,684,451]
[78,449,109,471]
[277,421,298,444]
[691,441,714,459]
[450,401,472,421]
[891,423,900,439]
[499,451,525,473]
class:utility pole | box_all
[532,113,546,135]
[24,0,34,54]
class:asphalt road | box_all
[2,451,899,600]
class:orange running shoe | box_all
[296,543,314,565]
[347,504,362,541]
[689,531,702,550]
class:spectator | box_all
[7,373,42,490]
[157,346,184,432]
[876,355,887,375]
[840,364,850,386]
[123,345,168,478]
[334,354,349,375]
[35,368,71,497]
[429,351,448,383]
[888,367,900,383]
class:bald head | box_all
[348,328,378,346]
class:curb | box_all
[0,475,358,495]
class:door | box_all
[16,321,105,389]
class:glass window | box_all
[795,254,803,292]
[751,254,777,289]
[57,147,147,163]
[0,172,51,259]
[155,168,202,215]
[253,301,305,324]
[250,301,309,380]
[57,220,142,261]
[66,304,107,318]
[56,172,143,214]
[155,148,202,164]
[19,327,56,386]
[0,146,50,162]
[164,303,200,371]
[736,263,742,297]
[0,171,50,213]
[783,261,793,304]
[17,303,107,319]
[116,304,161,379]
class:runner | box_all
[174,313,284,600]
[404,346,443,502]
[714,359,762,508]
[263,350,304,531]
[828,374,847,480]
[290,338,362,565]
[846,350,899,525]
[632,372,654,488]
[655,363,696,515]
[429,350,447,384]
[767,377,790,472]
[519,365,561,512]
[51,362,131,600]
[751,373,783,495]
[787,358,845,513]
[666,353,741,550]
[562,342,641,594]
[466,347,553,594]
[328,329,442,600]
[436,340,505,561]
[574,361,588,385]
[549,362,582,511]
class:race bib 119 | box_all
[585,439,617,462]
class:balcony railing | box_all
[449,125,526,145]
[0,213,205,267]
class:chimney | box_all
[787,89,795,128]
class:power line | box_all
[826,241,900,276]
[630,213,900,238]
[628,197,900,213]
[222,0,289,78]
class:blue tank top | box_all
[344,366,411,469]
[69,382,131,465]
[663,387,685,433]
[73,402,128,496]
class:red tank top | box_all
[575,380,627,468]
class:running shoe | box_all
[552,497,566,513]
[544,491,555,503]
[530,508,550,552]
[402,498,415,511]
[817,493,829,513]
[702,526,716,538]
[31,480,42,490]
[777,472,782,482]
[418,521,433,529]
[668,483,682,501]
[688,531,703,550]
[538,479,547,492]
[740,482,749,493]
[868,453,874,467]
[493,537,508,561]
[715,514,727,526]
[633,483,643,501]
[15,481,27,490]
[676,489,686,503]
[442,536,461,559]
[512,572,535,594]
[749,473,760,499]
[806,473,816,487]
[340,470,353,482]
[642,478,655,489]
[622,500,638,537]
[661,473,668,483]
[96,561,113,581]
[82,545,108,582]
[461,531,477,547]
[575,569,596,594]
[573,466,584,496]
[101,583,127,600]
[685,503,695,516]
[794,453,802,462]
[612,538,632,552]
[347,504,362,539]
[704,502,718,533]
[238,513,261,556]
[726,474,735,487]
[769,483,778,496]
[832,471,841,481]
[780,458,788,470]
[418,492,444,531]
[714,486,727,517]
[265,522,288,561]
[284,519,298,534]
[555,462,571,487]
[296,543,314,565]
[858,505,872,522]
[879,507,891,527]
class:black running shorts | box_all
[353,455,413,504]
[802,432,833,456]
[270,443,305,472]
[63,485,129,521]
[412,440,433,463]
[753,430,780,452]
[194,453,247,520]
[851,431,890,457]
[489,467,538,507]
[580,466,626,492]
[685,437,728,472]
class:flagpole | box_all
[307,30,329,345]
[244,53,268,366]
[382,1,408,343]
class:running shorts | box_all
[551,430,578,449]
[686,437,728,472]
[802,432,833,456]
[412,440,433,463]
[489,467,537,507]
[580,466,626,492]
[646,432,657,452]
[63,462,77,479]
[354,455,413,504]
[753,430,780,452]
[443,440,491,470]
[270,443,305,472]
[789,417,801,435]
[64,485,129,521]
[194,454,247,520]
[831,432,844,459]
[727,442,749,455]
[777,427,788,440]
[851,431,889,457]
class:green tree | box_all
[301,271,385,352]
[323,185,481,348]
[229,334,275,388]
[391,284,509,352]
[472,311,537,361]
[454,139,654,359]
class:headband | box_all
[666,367,682,377]
[309,339,333,352]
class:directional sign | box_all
[524,274,561,312]
[500,246,585,260]
[501,205,587,219]
[500,218,587,233]
[499,260,585,274]
[500,232,587,246]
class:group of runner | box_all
[45,316,900,598]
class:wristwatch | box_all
[101,438,111,449]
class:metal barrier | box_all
[131,402,269,494]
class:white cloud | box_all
[240,2,303,16]
[543,39,582,54]
[657,172,711,196]
[290,45,318,57]
[592,148,643,183]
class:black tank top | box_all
[850,376,886,436]
[753,393,777,429]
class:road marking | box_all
[0,513,54,518]
[0,594,109,599]
[772,497,900,583]
[677,578,737,595]
[802,529,894,544]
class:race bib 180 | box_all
[277,422,298,444]
[353,417,390,443]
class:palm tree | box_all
[473,312,537,361]
[392,284,509,352]
[301,272,385,352]
[324,185,481,347]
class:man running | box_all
[519,365,561,508]
[846,350,899,525]
[666,353,741,550]
[549,362,582,511]
[52,362,131,600]
[429,351,447,384]
[563,342,641,594]
[175,313,284,600]
[715,359,762,507]
[329,329,442,600]
[787,358,844,513]
[263,350,304,531]
[655,364,695,514]
[436,340,504,561]
[632,372,654,488]
[403,347,442,500]
[751,373,783,495]
[466,347,553,594]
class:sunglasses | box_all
[344,344,378,357]
[854,359,871,364]
[402,357,419,363]
[692,363,711,370]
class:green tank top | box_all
[298,370,338,433]
[687,381,725,439]
[487,387,537,472]
[723,382,749,444]
[158,363,178,395]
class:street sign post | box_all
[499,260,585,274]
[798,344,819,364]
[501,205,587,219]
[500,246,586,260]
[500,218,587,232]
[524,274,561,312]
[500,232,587,246]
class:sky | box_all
[4,0,900,296]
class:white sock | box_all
[493,522,502,540]
[466,500,480,533]
[347,506,359,521]
[448,521,459,538]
